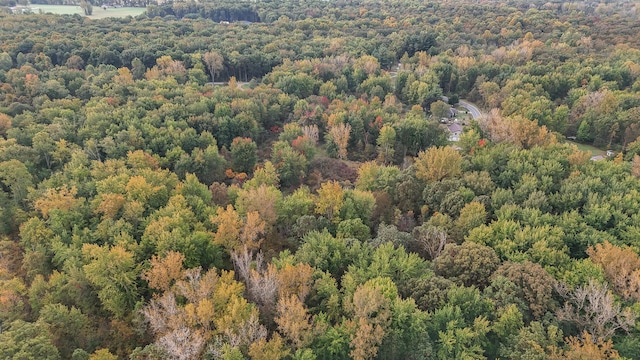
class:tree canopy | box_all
[2,0,640,358]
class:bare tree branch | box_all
[556,280,636,342]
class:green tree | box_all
[296,231,351,278]
[376,125,396,164]
[82,244,139,319]
[271,141,308,187]
[355,162,400,195]
[277,186,316,230]
[38,304,89,359]
[433,242,500,288]
[231,137,258,174]
[428,304,490,360]
[32,131,56,170]
[498,322,563,360]
[377,296,432,360]
[577,120,593,142]
[492,261,558,321]
[0,159,33,205]
[131,58,146,80]
[244,161,280,189]
[0,320,60,360]
[430,100,450,119]
[0,52,12,71]
[337,218,370,241]
[453,202,487,242]
[394,110,447,157]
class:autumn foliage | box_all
[587,241,640,301]
[3,0,640,358]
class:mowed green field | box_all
[565,140,606,156]
[33,5,146,18]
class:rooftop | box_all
[447,123,463,133]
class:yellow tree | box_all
[113,67,134,87]
[632,155,640,178]
[94,193,126,220]
[212,205,243,251]
[235,184,282,226]
[479,111,556,149]
[329,123,351,160]
[0,113,11,136]
[550,332,620,360]
[212,205,266,252]
[346,279,393,360]
[34,186,80,219]
[276,263,315,301]
[142,258,263,360]
[275,295,313,350]
[509,116,556,149]
[587,241,640,301]
[240,211,266,251]
[248,333,290,360]
[90,349,118,360]
[0,276,26,324]
[414,146,462,182]
[356,161,379,190]
[315,181,344,222]
[142,251,185,292]
[353,55,380,75]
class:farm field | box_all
[33,4,146,18]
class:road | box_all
[440,96,482,120]
[458,100,482,119]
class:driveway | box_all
[458,100,482,119]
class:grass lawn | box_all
[32,5,146,18]
[454,106,474,122]
[31,4,83,15]
[565,140,606,156]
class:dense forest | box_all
[2,0,640,359]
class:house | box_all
[447,123,463,142]
[9,6,37,14]
[449,108,459,118]
[591,151,615,161]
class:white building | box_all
[447,123,463,142]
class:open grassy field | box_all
[565,140,606,156]
[32,5,146,18]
